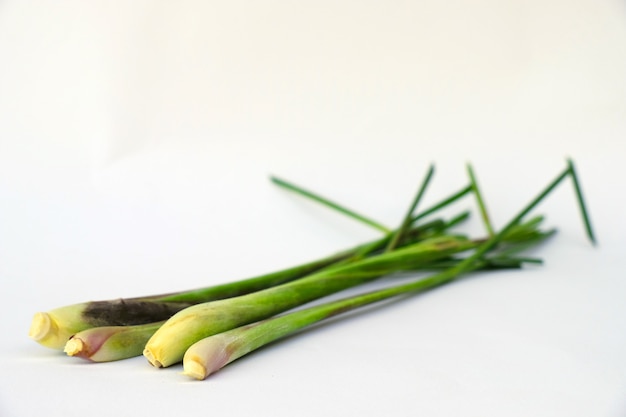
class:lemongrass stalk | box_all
[59,214,471,363]
[449,164,591,267]
[65,322,165,362]
[146,218,549,367]
[183,162,593,379]
[182,238,552,380]
[143,235,478,367]
[180,255,514,380]
[61,179,468,361]
[29,253,346,350]
[272,175,474,235]
[29,300,191,350]
[64,244,536,363]
[31,191,464,351]
[427,256,543,270]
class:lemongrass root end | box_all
[29,312,52,342]
[143,348,163,368]
[64,337,85,357]
[182,358,209,380]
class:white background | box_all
[1,1,625,416]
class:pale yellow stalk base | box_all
[29,303,91,349]
[143,347,163,368]
[64,338,85,357]
[28,313,51,342]
[182,335,234,380]
[181,358,208,380]
[143,301,229,368]
[28,312,71,349]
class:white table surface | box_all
[1,1,625,416]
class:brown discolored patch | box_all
[82,299,193,327]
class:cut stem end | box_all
[182,359,209,380]
[143,348,163,368]
[28,312,52,342]
[64,338,85,357]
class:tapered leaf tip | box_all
[567,158,597,245]
[269,175,282,185]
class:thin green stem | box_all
[182,216,553,379]
[272,174,472,239]
[386,164,436,252]
[567,159,596,245]
[467,164,495,236]
[145,235,480,367]
[412,185,473,223]
[449,162,582,275]
[441,210,471,231]
[157,251,353,303]
[151,208,553,368]
[270,176,391,234]
[360,165,576,295]
[341,217,452,262]
[428,256,543,270]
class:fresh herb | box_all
[181,161,594,379]
[29,160,594,381]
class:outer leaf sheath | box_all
[65,322,165,362]
[144,236,476,368]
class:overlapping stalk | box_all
[180,161,594,379]
[31,168,469,355]
[144,162,579,368]
[31,213,454,351]
[29,252,349,350]
[63,210,512,363]
[29,160,595,381]
[181,248,543,380]
[63,224,541,363]
[143,235,479,367]
[149,219,552,368]
[150,226,544,367]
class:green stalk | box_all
[181,255,522,379]
[32,179,470,350]
[467,164,495,236]
[271,176,392,234]
[447,162,594,273]
[143,235,478,368]
[412,185,473,223]
[85,214,538,364]
[142,215,542,368]
[567,159,596,245]
[181,233,553,380]
[386,164,435,252]
[29,251,348,350]
[65,236,533,364]
[182,163,592,379]
[59,213,471,362]
[272,175,474,233]
[65,322,165,362]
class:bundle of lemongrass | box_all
[29,161,595,380]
